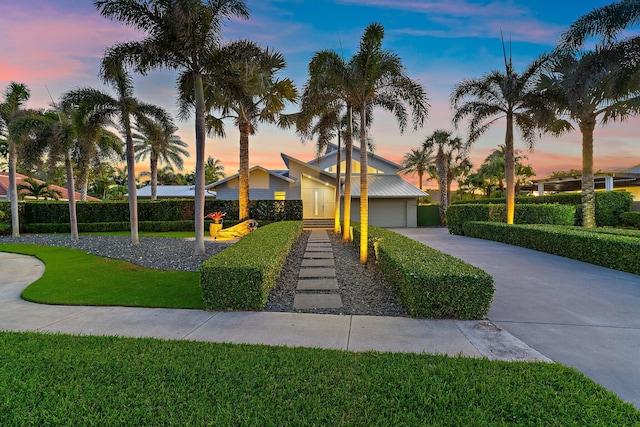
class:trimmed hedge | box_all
[352,224,494,319]
[450,191,633,227]
[447,203,576,235]
[200,221,303,310]
[23,220,247,234]
[463,222,640,275]
[621,212,640,229]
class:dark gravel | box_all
[1,231,407,316]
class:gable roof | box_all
[280,153,338,181]
[205,165,295,189]
[347,175,428,198]
[313,143,402,171]
[0,172,101,201]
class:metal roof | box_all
[133,185,217,198]
[347,175,428,198]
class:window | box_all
[274,191,286,200]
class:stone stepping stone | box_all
[294,294,343,309]
[307,242,331,246]
[301,258,335,267]
[304,247,333,253]
[298,268,336,278]
[297,278,339,290]
[303,252,333,259]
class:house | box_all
[207,144,428,227]
[0,172,100,202]
[534,163,640,211]
[134,185,217,199]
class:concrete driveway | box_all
[392,227,640,408]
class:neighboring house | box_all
[133,185,217,199]
[534,163,640,211]
[207,144,428,227]
[0,172,100,202]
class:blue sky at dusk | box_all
[1,0,637,186]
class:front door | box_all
[302,178,335,218]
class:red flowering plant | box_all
[205,211,226,223]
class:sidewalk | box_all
[0,249,547,361]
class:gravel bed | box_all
[264,230,407,317]
[1,231,407,316]
[0,234,232,272]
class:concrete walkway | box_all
[392,227,640,408]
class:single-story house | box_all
[533,163,640,211]
[206,144,427,227]
[0,172,100,201]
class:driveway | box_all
[392,227,640,408]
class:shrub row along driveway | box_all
[392,226,640,408]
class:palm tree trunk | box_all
[65,154,79,241]
[436,147,448,226]
[342,105,353,242]
[193,74,206,255]
[123,113,139,245]
[505,111,516,224]
[8,140,20,237]
[580,117,597,228]
[418,171,423,190]
[359,104,369,263]
[151,155,158,201]
[77,168,89,201]
[238,120,250,221]
[334,131,342,234]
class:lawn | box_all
[0,243,203,308]
[1,331,637,426]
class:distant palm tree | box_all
[193,40,297,220]
[350,23,429,262]
[95,0,249,255]
[422,130,463,225]
[538,50,640,227]
[400,146,434,191]
[0,82,31,237]
[134,116,189,200]
[451,45,560,225]
[17,177,62,200]
[202,156,225,184]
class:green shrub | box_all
[463,222,640,275]
[451,192,632,227]
[417,204,441,226]
[200,221,303,310]
[352,224,494,319]
[621,212,640,229]
[446,204,576,235]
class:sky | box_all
[1,0,638,187]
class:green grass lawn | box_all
[1,331,637,426]
[0,243,203,308]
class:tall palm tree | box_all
[61,65,173,244]
[192,40,297,220]
[298,49,360,242]
[538,50,640,227]
[400,146,434,191]
[422,130,463,225]
[451,45,560,225]
[0,82,31,237]
[134,116,189,200]
[95,0,249,255]
[350,23,429,262]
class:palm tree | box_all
[193,40,297,220]
[202,156,225,184]
[134,116,189,200]
[422,130,463,225]
[95,0,249,255]
[538,50,640,227]
[0,82,31,237]
[61,65,173,244]
[451,44,560,225]
[350,23,429,262]
[17,177,63,200]
[400,146,434,191]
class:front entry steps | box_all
[293,230,343,310]
[303,218,334,230]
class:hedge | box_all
[450,191,633,227]
[462,222,640,275]
[352,224,494,319]
[200,221,303,310]
[446,203,576,235]
[22,220,248,234]
[621,212,640,229]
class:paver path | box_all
[293,231,343,310]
